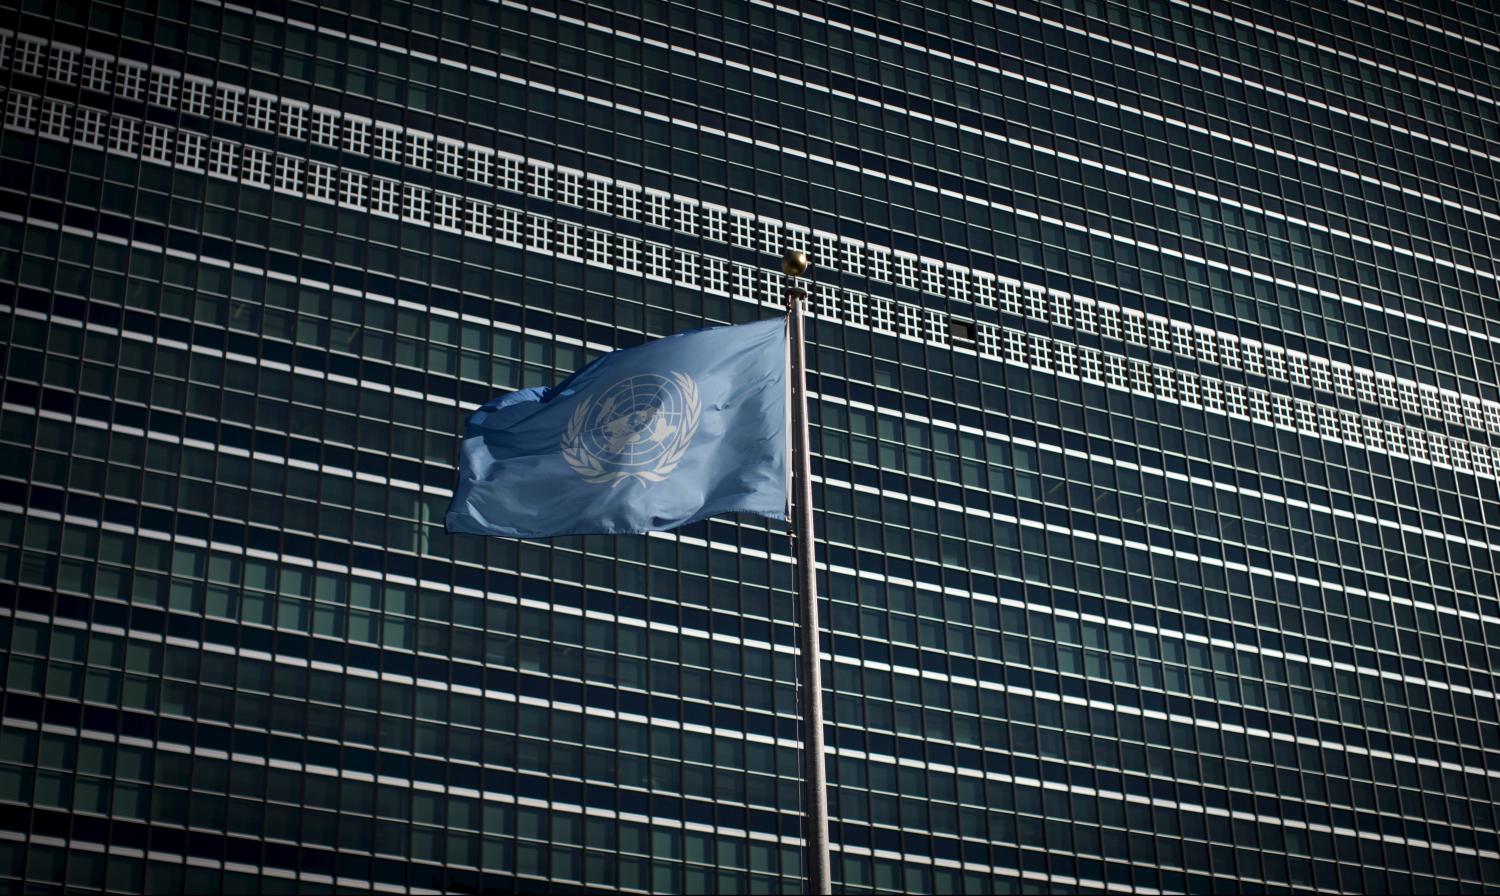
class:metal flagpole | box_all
[782,249,832,896]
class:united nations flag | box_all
[445,318,788,538]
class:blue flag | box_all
[445,318,788,538]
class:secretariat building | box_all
[1,0,1498,893]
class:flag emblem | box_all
[561,372,701,486]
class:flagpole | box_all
[782,249,832,896]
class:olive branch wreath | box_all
[561,372,701,486]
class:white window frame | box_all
[436,140,464,178]
[868,247,891,283]
[311,108,340,147]
[730,212,756,249]
[141,122,173,162]
[973,272,996,309]
[38,99,71,140]
[643,190,672,229]
[273,155,305,193]
[48,45,79,84]
[148,69,179,108]
[465,199,493,238]
[553,169,581,206]
[524,214,550,252]
[215,85,245,124]
[338,169,368,207]
[14,36,46,77]
[75,107,107,147]
[586,176,612,214]
[117,60,148,100]
[556,220,583,259]
[497,154,525,192]
[373,125,402,162]
[176,131,207,170]
[893,254,919,291]
[586,228,611,266]
[280,101,308,141]
[491,208,521,246]
[344,117,370,155]
[182,77,214,117]
[402,183,431,224]
[870,296,896,333]
[406,132,432,170]
[247,93,277,132]
[370,177,402,216]
[469,147,494,185]
[432,192,463,231]
[307,161,339,201]
[242,146,274,186]
[81,52,112,92]
[616,234,640,271]
[208,139,240,178]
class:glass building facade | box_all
[1,0,1499,892]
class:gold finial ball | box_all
[782,249,810,278]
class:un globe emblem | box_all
[562,372,701,485]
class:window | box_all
[310,108,339,146]
[845,291,867,327]
[927,309,950,346]
[814,284,840,319]
[215,85,245,124]
[1078,347,1103,383]
[732,263,756,300]
[587,177,611,214]
[758,219,782,254]
[242,147,273,186]
[976,322,1000,358]
[1179,371,1201,406]
[406,132,432,169]
[1397,381,1420,415]
[1074,297,1096,332]
[183,78,213,116]
[675,250,697,286]
[645,245,671,280]
[870,296,895,332]
[1263,345,1287,380]
[1240,339,1265,376]
[1121,310,1146,345]
[528,164,552,201]
[524,214,549,251]
[0,33,10,71]
[371,177,401,215]
[274,156,305,193]
[48,45,78,84]
[556,221,583,258]
[1096,302,1120,339]
[75,107,106,147]
[344,117,370,154]
[842,240,864,277]
[617,234,640,272]
[557,169,583,206]
[868,246,891,283]
[703,256,728,293]
[117,61,147,100]
[1247,390,1271,424]
[893,254,919,290]
[1224,382,1248,417]
[1171,322,1193,356]
[644,191,671,229]
[1024,284,1047,320]
[434,193,463,231]
[898,303,921,339]
[465,199,492,238]
[38,99,71,139]
[177,132,206,170]
[1048,289,1071,326]
[1128,358,1151,393]
[1286,351,1310,388]
[1003,330,1028,365]
[1148,318,1171,353]
[1028,334,1050,369]
[401,184,430,223]
[469,147,494,185]
[81,53,112,92]
[973,273,996,309]
[702,205,725,243]
[998,279,1022,316]
[730,213,755,249]
[436,140,464,177]
[373,125,402,161]
[280,102,308,140]
[1218,335,1240,369]
[148,69,179,108]
[1194,329,1217,364]
[141,122,173,162]
[1272,394,1295,429]
[339,170,368,207]
[14,37,46,76]
[586,229,611,266]
[247,93,277,131]
[1201,377,1223,412]
[208,140,240,178]
[921,260,943,295]
[308,162,338,201]
[497,154,525,192]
